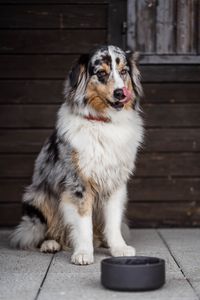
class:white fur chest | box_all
[58,106,143,194]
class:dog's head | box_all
[65,45,143,115]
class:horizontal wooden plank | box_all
[0,154,36,178]
[0,56,200,82]
[0,80,63,104]
[143,83,200,103]
[140,55,200,64]
[0,153,199,178]
[135,153,200,177]
[0,129,51,153]
[0,179,29,203]
[0,4,107,29]
[0,0,109,3]
[0,203,22,226]
[1,128,200,153]
[1,177,199,203]
[1,201,200,227]
[144,104,200,127]
[0,29,106,54]
[1,104,200,128]
[128,178,200,202]
[141,65,200,82]
[0,55,77,79]
[0,105,58,128]
[1,81,200,104]
[144,128,200,152]
[127,202,200,227]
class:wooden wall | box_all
[128,0,200,63]
[0,0,200,227]
[128,65,200,227]
[127,0,200,227]
[0,0,109,226]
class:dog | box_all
[10,45,144,265]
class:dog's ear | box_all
[69,54,90,89]
[126,51,143,99]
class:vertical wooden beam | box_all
[136,0,157,53]
[156,0,176,54]
[127,0,137,50]
[177,0,198,54]
[198,0,200,53]
[108,0,127,49]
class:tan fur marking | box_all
[88,95,108,112]
[117,62,125,72]
[87,177,107,247]
[88,178,99,194]
[33,191,56,226]
[101,63,110,74]
[124,101,133,110]
[86,81,110,113]
[85,75,117,113]
[61,187,93,217]
[32,191,66,247]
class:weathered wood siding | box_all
[128,0,200,63]
[127,0,200,227]
[0,0,200,227]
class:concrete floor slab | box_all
[0,230,53,300]
[38,273,198,300]
[159,229,200,298]
[0,229,199,300]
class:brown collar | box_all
[84,114,111,123]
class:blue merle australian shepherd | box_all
[11,45,144,265]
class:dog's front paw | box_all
[111,245,136,257]
[71,251,94,265]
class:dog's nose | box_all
[113,88,125,100]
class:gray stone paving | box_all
[0,229,199,300]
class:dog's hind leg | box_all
[10,189,47,250]
[10,211,46,250]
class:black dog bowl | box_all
[101,256,165,291]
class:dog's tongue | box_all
[122,86,131,102]
[123,87,131,98]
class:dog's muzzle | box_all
[110,87,132,110]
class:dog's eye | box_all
[97,70,107,77]
[120,69,127,76]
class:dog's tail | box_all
[10,203,47,249]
